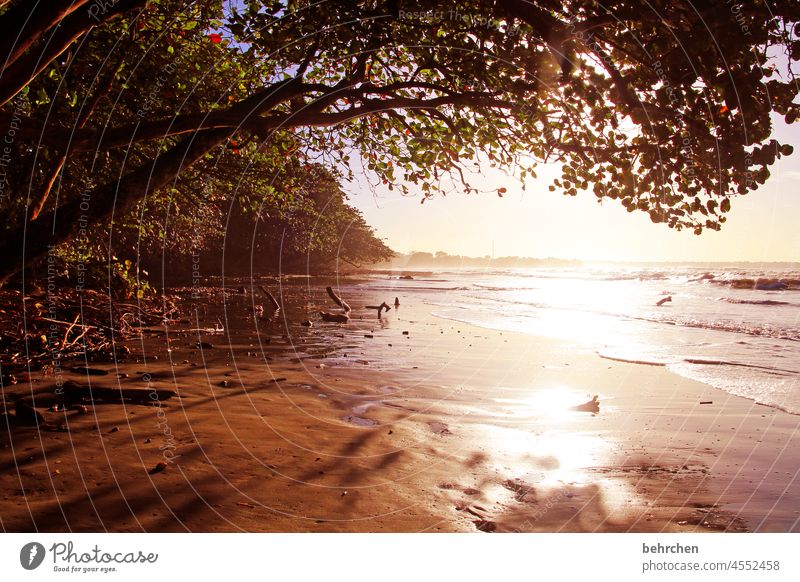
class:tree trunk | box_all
[0,128,232,285]
[0,0,92,69]
[0,0,146,108]
[0,77,302,284]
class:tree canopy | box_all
[1,0,798,283]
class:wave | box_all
[598,353,798,375]
[359,284,470,292]
[717,297,795,306]
[681,358,799,375]
[597,353,667,366]
[459,292,800,343]
[711,277,800,290]
[473,284,538,292]
[621,313,800,342]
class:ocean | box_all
[358,264,800,414]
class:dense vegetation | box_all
[1,0,798,291]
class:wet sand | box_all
[2,282,799,532]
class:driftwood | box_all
[189,319,224,333]
[0,287,178,367]
[259,286,281,312]
[325,286,351,313]
[365,302,391,317]
[656,295,672,307]
[320,285,351,323]
[320,311,349,323]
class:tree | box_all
[151,159,394,276]
[1,0,798,282]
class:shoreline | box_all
[1,283,798,532]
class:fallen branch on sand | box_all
[365,302,391,317]
[259,286,281,312]
[326,286,351,313]
[189,319,224,334]
[0,288,178,367]
[320,311,349,323]
[321,285,351,323]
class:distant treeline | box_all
[372,252,580,270]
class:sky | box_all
[348,120,800,264]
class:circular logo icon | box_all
[20,542,46,570]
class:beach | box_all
[1,276,799,533]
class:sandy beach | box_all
[2,280,798,533]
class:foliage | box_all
[1,0,799,282]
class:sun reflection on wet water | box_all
[474,387,639,522]
[493,386,604,420]
[480,423,605,484]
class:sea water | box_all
[360,264,800,414]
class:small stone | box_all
[109,426,119,433]
[301,320,313,327]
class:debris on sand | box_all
[365,302,391,317]
[473,519,497,532]
[571,395,600,413]
[656,295,673,307]
[320,311,349,323]
[326,286,351,313]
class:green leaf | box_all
[35,87,49,105]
